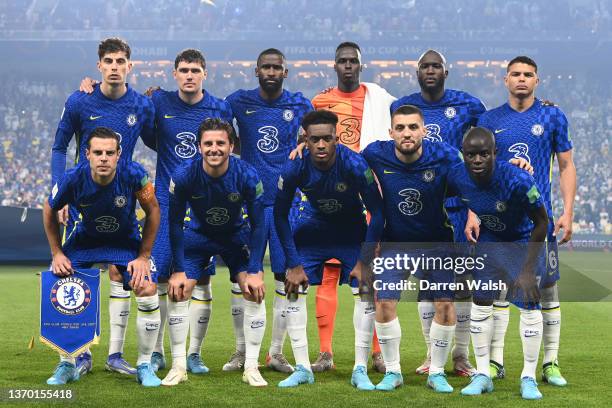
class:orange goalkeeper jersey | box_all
[311,85,366,152]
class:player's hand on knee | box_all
[168,271,188,301]
[465,210,480,243]
[285,265,308,298]
[515,269,540,304]
[57,205,69,226]
[509,158,534,175]
[244,272,265,303]
[288,142,306,160]
[554,213,573,244]
[79,77,98,94]
[128,255,151,291]
[52,252,73,276]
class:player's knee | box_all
[375,301,397,322]
[274,273,286,283]
[135,283,157,297]
[197,275,211,286]
[540,283,559,304]
[108,264,122,280]
[434,300,456,324]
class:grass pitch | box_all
[0,250,610,407]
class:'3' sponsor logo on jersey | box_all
[424,123,443,142]
[398,188,423,216]
[257,126,279,153]
[175,132,198,159]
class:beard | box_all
[259,77,283,94]
[396,139,422,156]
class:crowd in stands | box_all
[1,0,610,40]
[0,64,609,234]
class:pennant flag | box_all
[40,269,101,357]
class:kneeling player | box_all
[449,128,548,400]
[43,127,161,386]
[166,118,268,386]
[274,110,384,389]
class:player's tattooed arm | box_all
[144,86,161,97]
[516,205,548,303]
[79,77,98,94]
[130,182,160,290]
[42,201,72,276]
[555,150,576,244]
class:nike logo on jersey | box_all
[494,129,507,134]
[164,114,175,119]
[383,170,396,174]
[191,195,205,199]
[460,198,470,202]
[327,104,338,109]
[79,203,93,207]
[246,109,257,115]
[89,115,102,120]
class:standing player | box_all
[476,56,575,386]
[450,127,548,400]
[147,49,232,378]
[225,48,312,373]
[308,41,396,373]
[53,37,155,376]
[362,105,462,393]
[167,118,268,387]
[274,110,384,389]
[79,49,233,376]
[43,128,161,387]
[391,49,486,377]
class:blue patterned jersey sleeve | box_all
[243,165,266,274]
[48,168,77,211]
[168,168,189,272]
[273,160,301,268]
[51,91,82,186]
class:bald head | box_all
[462,127,497,184]
[463,127,495,151]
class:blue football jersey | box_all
[478,99,572,219]
[168,156,265,272]
[49,161,148,247]
[151,89,233,206]
[274,144,383,268]
[169,156,264,235]
[51,85,155,186]
[391,89,486,149]
[226,88,313,206]
[362,139,463,242]
[448,161,544,242]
